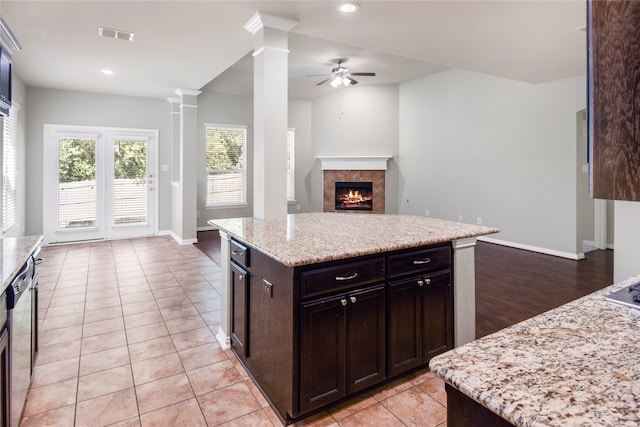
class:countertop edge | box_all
[1,235,43,293]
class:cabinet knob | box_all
[350,296,357,304]
[425,278,431,285]
[238,274,245,281]
[341,299,348,306]
[418,280,424,287]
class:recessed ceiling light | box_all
[100,69,114,76]
[338,2,359,13]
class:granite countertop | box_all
[1,235,43,293]
[209,213,498,267]
[429,276,640,427]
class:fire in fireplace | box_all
[335,182,373,211]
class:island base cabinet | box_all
[446,384,515,427]
[388,271,453,377]
[230,262,249,358]
[299,284,386,414]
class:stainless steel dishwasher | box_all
[6,256,35,427]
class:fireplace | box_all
[317,156,391,214]
[335,182,373,211]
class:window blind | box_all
[2,105,18,233]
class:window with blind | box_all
[206,124,247,207]
[2,104,18,234]
[287,129,295,202]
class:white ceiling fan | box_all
[309,59,376,87]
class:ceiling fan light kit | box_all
[312,59,376,88]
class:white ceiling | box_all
[1,1,586,101]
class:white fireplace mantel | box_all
[316,156,392,171]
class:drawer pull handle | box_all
[413,258,431,265]
[335,272,358,281]
[418,280,424,287]
[238,274,245,281]
[232,250,244,256]
[350,296,357,303]
[341,299,348,306]
[425,278,431,285]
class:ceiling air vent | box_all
[98,26,134,41]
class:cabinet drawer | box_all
[230,240,249,267]
[387,245,451,278]
[301,258,385,298]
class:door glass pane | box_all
[58,138,97,229]
[113,139,147,225]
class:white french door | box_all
[43,125,157,244]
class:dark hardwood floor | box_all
[195,231,614,339]
[474,241,613,338]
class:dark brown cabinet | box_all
[0,48,11,117]
[588,0,640,200]
[230,262,249,358]
[228,240,452,424]
[388,271,453,377]
[300,284,386,414]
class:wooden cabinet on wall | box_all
[0,47,11,117]
[228,239,453,424]
[588,0,640,200]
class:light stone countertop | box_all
[209,213,499,267]
[429,276,640,427]
[1,235,43,292]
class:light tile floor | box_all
[22,236,447,426]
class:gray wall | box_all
[310,85,400,213]
[24,87,171,235]
[399,69,586,257]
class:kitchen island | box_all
[429,276,640,427]
[209,213,497,423]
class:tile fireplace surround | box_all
[317,156,391,215]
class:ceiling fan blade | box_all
[306,73,331,77]
[350,72,376,77]
[316,77,332,86]
[346,76,359,85]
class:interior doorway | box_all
[43,124,158,244]
[576,109,613,255]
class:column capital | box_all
[174,88,202,97]
[244,12,298,34]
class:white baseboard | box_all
[478,237,585,260]
[197,225,218,232]
[158,229,198,245]
[215,326,231,350]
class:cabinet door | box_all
[345,284,386,394]
[588,0,640,200]
[230,262,249,358]
[387,277,422,377]
[300,294,346,414]
[0,48,10,116]
[422,271,453,361]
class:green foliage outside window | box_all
[58,138,147,183]
[206,128,244,170]
[114,140,147,179]
[58,138,96,183]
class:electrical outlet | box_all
[477,217,482,225]
[263,279,273,297]
[425,209,430,217]
[296,204,301,211]
[458,214,463,222]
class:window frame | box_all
[287,128,295,203]
[205,123,248,208]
